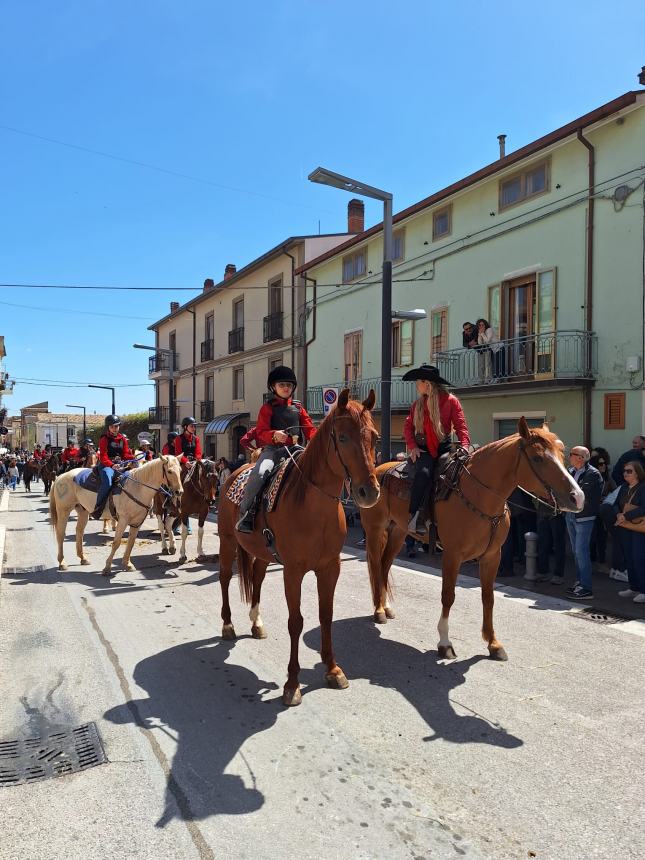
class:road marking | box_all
[0,490,9,513]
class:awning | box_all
[204,413,249,434]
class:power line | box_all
[0,298,152,321]
[14,377,153,387]
[0,277,432,292]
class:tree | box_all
[87,412,151,450]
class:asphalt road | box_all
[1,487,644,860]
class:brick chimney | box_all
[224,263,237,280]
[170,301,180,313]
[348,199,364,234]
[203,278,215,292]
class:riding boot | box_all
[236,508,255,533]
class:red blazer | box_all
[255,398,316,447]
[161,443,172,456]
[61,446,80,464]
[98,432,133,467]
[403,393,470,457]
[33,449,45,460]
[239,427,260,451]
[173,431,203,465]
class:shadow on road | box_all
[103,636,281,825]
[304,618,523,749]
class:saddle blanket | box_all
[73,468,100,493]
[226,469,251,505]
[225,458,294,513]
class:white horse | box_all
[49,455,183,576]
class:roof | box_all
[148,231,353,330]
[204,413,250,434]
[295,90,643,275]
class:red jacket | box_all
[98,432,133,467]
[255,397,316,447]
[161,443,172,456]
[403,393,470,457]
[173,431,202,465]
[239,427,260,451]
[33,449,45,461]
[61,446,80,464]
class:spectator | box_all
[613,460,645,603]
[217,458,231,495]
[536,502,567,584]
[589,453,616,572]
[497,488,535,576]
[591,445,611,466]
[0,458,8,487]
[8,459,19,490]
[611,435,645,486]
[565,446,603,599]
[462,322,477,349]
[476,318,505,382]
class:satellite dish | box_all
[614,184,631,203]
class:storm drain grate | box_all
[566,607,631,625]
[0,722,107,787]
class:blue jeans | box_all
[96,466,114,511]
[9,476,18,490]
[565,515,595,590]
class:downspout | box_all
[282,247,296,370]
[187,307,196,424]
[577,129,595,447]
[302,273,317,409]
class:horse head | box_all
[198,459,219,502]
[516,418,584,513]
[161,454,183,501]
[329,388,380,508]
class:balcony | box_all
[200,339,214,362]
[200,400,214,422]
[149,406,170,425]
[148,352,177,377]
[228,327,244,354]
[263,312,283,343]
[306,377,416,415]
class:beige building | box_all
[146,203,362,460]
[8,402,106,450]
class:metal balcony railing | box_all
[228,327,244,354]
[148,352,177,374]
[200,340,214,362]
[200,401,214,422]
[263,312,283,343]
[149,406,170,424]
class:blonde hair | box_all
[413,383,446,437]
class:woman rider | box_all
[92,415,134,519]
[402,364,471,534]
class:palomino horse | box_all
[361,419,584,661]
[217,389,381,706]
[153,459,219,562]
[49,455,183,576]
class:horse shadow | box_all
[103,636,281,825]
[303,619,523,748]
[1,563,126,591]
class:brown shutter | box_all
[604,393,625,429]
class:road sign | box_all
[322,387,339,416]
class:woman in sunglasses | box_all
[614,460,645,603]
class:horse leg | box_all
[283,567,306,706]
[121,525,139,572]
[366,522,389,623]
[377,524,406,622]
[179,519,188,563]
[315,559,348,690]
[219,535,237,639]
[158,514,169,554]
[249,558,269,639]
[196,510,207,558]
[480,550,508,661]
[75,507,91,565]
[54,502,72,572]
[165,516,176,554]
[437,552,460,660]
[103,518,128,577]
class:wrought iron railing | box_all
[148,353,177,374]
[149,406,170,424]
[200,340,214,362]
[263,312,283,343]
[228,327,244,354]
[200,401,214,422]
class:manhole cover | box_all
[567,607,630,625]
[0,722,107,787]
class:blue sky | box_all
[1,0,644,417]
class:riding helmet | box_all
[84,438,94,446]
[67,438,75,445]
[167,431,178,442]
[181,416,197,428]
[267,365,297,391]
[105,414,121,427]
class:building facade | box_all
[299,89,645,458]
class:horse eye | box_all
[338,434,349,444]
[531,455,542,463]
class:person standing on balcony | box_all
[462,322,477,349]
[402,364,470,535]
[476,318,503,383]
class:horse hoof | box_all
[374,610,387,624]
[488,646,508,662]
[283,686,302,707]
[58,562,67,571]
[101,570,116,578]
[161,547,169,556]
[123,563,135,572]
[325,671,349,690]
[222,624,237,640]
[178,556,187,565]
[251,625,267,639]
[80,558,90,566]
[384,607,396,620]
[438,644,457,660]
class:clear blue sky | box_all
[1,0,643,417]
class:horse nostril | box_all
[357,486,367,499]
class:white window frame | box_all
[492,411,546,440]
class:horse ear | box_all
[542,421,550,432]
[337,388,350,411]
[160,454,167,463]
[518,417,531,439]
[362,389,376,411]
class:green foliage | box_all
[87,412,151,447]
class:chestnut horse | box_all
[41,453,62,494]
[217,389,381,706]
[361,419,584,661]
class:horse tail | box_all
[49,485,57,530]
[237,544,255,604]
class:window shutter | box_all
[604,393,625,429]
[400,320,413,366]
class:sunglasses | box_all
[623,469,635,474]
[597,461,606,465]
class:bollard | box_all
[523,531,539,581]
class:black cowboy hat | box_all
[401,363,452,386]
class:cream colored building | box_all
[146,204,362,460]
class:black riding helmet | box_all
[267,365,297,392]
[105,414,121,427]
[181,416,197,428]
[167,431,179,443]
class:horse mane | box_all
[471,424,565,465]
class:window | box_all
[604,393,625,429]
[499,160,549,210]
[233,367,244,400]
[233,297,244,329]
[344,330,362,383]
[205,375,214,402]
[430,307,448,356]
[432,206,451,240]
[342,248,367,282]
[269,355,283,372]
[205,313,214,341]
[393,229,405,262]
[269,277,282,315]
[392,320,413,367]
[494,415,545,440]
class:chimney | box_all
[347,199,364,234]
[639,66,645,86]
[224,263,237,280]
[170,301,179,313]
[203,278,215,292]
[497,134,507,159]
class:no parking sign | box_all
[322,387,339,416]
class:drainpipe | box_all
[302,273,317,409]
[282,247,296,370]
[577,129,595,447]
[186,307,196,422]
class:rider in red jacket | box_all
[61,440,81,469]
[173,418,202,465]
[92,415,134,518]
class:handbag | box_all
[619,496,645,533]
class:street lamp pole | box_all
[66,405,87,440]
[88,384,116,415]
[308,167,394,460]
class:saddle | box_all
[73,466,125,496]
[226,450,303,514]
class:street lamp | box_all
[66,404,87,440]
[88,384,116,415]
[309,166,394,460]
[392,309,427,321]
